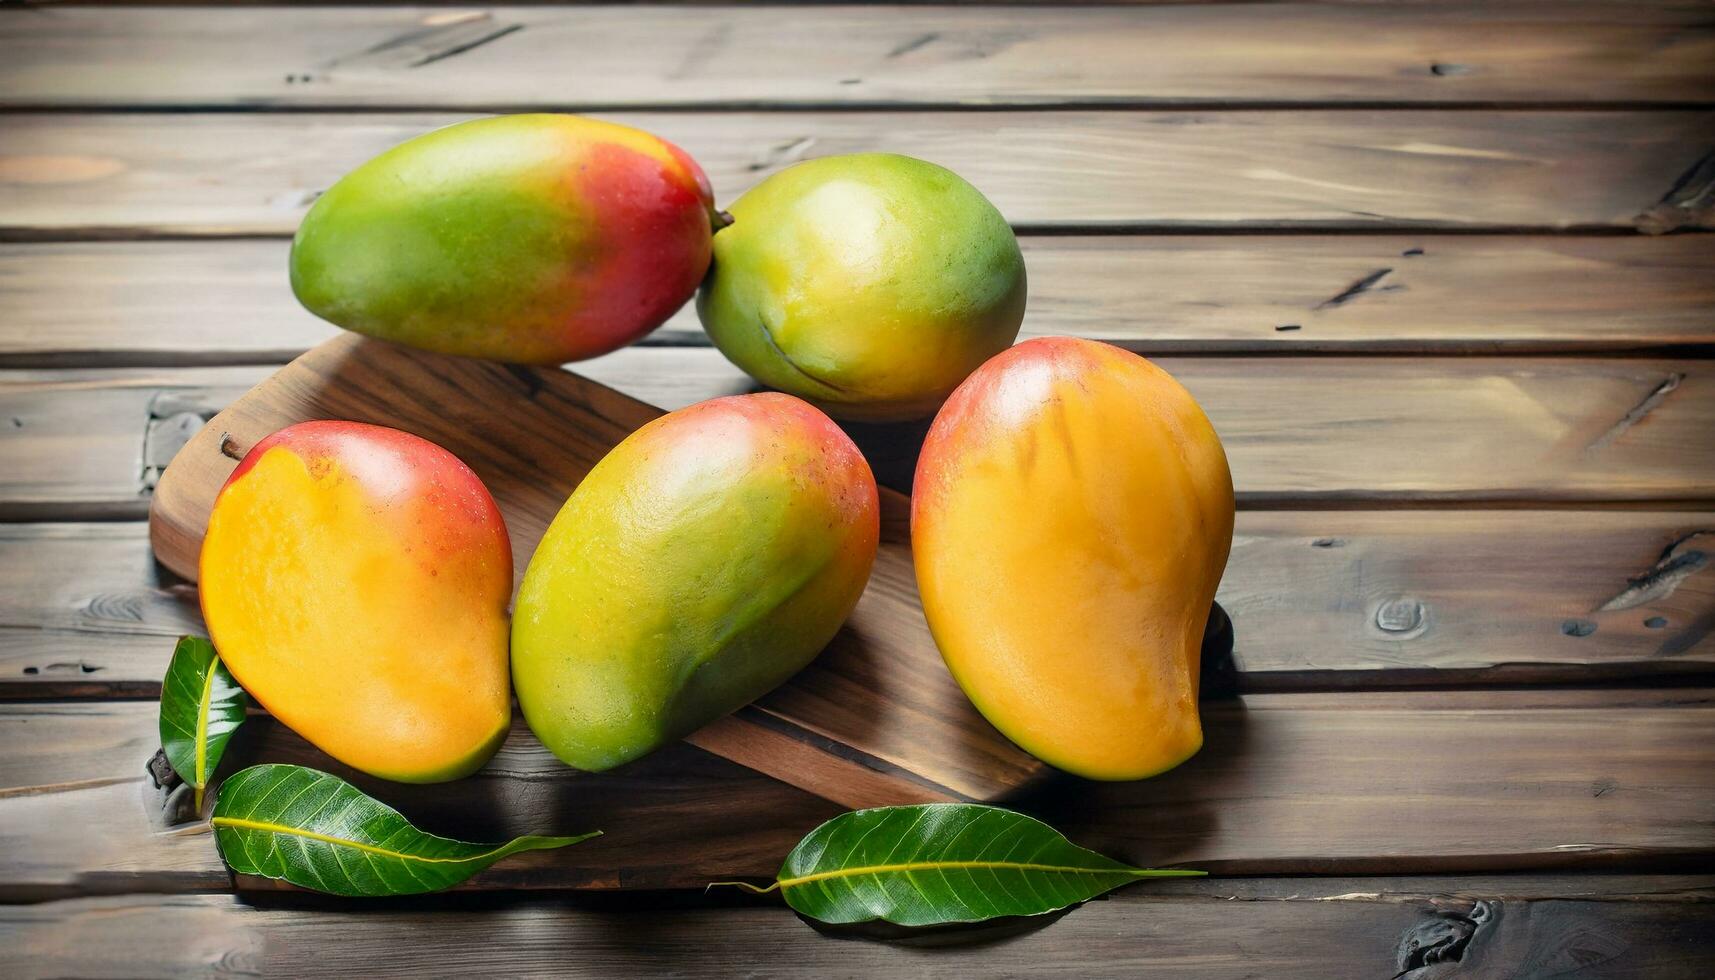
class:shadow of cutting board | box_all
[148,333,1050,809]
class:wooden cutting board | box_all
[148,333,1050,809]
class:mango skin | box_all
[199,421,513,783]
[290,113,718,364]
[912,337,1234,781]
[512,393,879,772]
[697,153,1026,421]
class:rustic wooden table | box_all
[3,4,1714,977]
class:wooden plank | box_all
[1220,511,1715,685]
[3,693,1712,899]
[3,6,1712,109]
[6,236,1715,366]
[0,523,197,696]
[5,352,1713,518]
[0,701,834,900]
[4,111,1711,235]
[4,511,1710,698]
[0,241,335,367]
[0,365,264,520]
[5,884,1714,980]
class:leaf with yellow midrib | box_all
[717,803,1202,927]
[158,636,247,813]
[212,764,599,896]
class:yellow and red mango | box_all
[200,421,513,783]
[290,113,720,364]
[912,337,1234,780]
[512,394,879,772]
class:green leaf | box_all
[158,635,247,812]
[725,803,1202,927]
[212,764,599,897]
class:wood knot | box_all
[1397,901,1492,974]
[82,591,146,624]
[1374,598,1426,636]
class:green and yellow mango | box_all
[512,393,879,771]
[698,153,1025,421]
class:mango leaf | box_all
[158,635,247,812]
[724,803,1202,927]
[212,764,600,897]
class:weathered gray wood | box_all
[4,111,1711,235]
[5,353,1712,519]
[3,6,1712,109]
[4,883,1714,979]
[4,512,1710,698]
[1222,511,1715,684]
[6,236,1714,367]
[0,523,197,696]
[3,693,1712,900]
[0,365,263,519]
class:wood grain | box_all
[6,350,1712,519]
[6,236,1714,367]
[142,335,1049,808]
[0,364,263,520]
[4,111,1711,235]
[4,692,1712,900]
[3,6,1712,109]
[5,883,1714,980]
[5,511,1711,699]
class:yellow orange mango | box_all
[912,338,1234,780]
[200,421,513,782]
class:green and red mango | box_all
[290,114,720,363]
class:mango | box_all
[912,338,1234,780]
[512,393,879,771]
[200,421,513,783]
[290,113,720,364]
[697,153,1025,421]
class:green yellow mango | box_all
[513,394,879,771]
